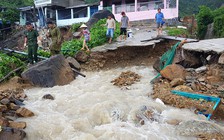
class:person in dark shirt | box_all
[119,12,130,41]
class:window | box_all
[73,7,87,18]
[58,9,71,20]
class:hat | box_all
[80,24,87,28]
[26,22,32,25]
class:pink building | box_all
[100,0,179,22]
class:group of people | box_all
[24,8,164,65]
[24,21,62,65]
[79,11,130,52]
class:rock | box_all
[166,119,181,125]
[170,78,185,87]
[9,103,20,110]
[73,31,82,38]
[86,10,115,28]
[66,57,81,70]
[160,64,186,81]
[0,117,9,127]
[9,121,26,129]
[0,128,26,140]
[205,84,212,89]
[174,85,193,92]
[0,105,8,112]
[16,107,34,117]
[195,66,207,73]
[75,51,89,63]
[218,53,224,64]
[21,54,75,87]
[176,120,224,136]
[42,94,54,100]
[153,58,161,72]
[206,76,221,85]
[0,98,10,105]
[217,85,224,91]
[198,77,206,82]
[186,76,196,83]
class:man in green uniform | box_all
[47,21,62,56]
[24,22,39,64]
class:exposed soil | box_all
[111,71,141,87]
[81,40,178,71]
[0,76,32,91]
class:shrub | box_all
[61,19,120,56]
[214,15,224,38]
[37,49,51,58]
[71,22,83,32]
[0,53,24,79]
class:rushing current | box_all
[20,66,206,140]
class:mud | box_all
[111,71,141,87]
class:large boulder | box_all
[160,64,186,81]
[66,57,81,70]
[22,54,75,87]
[86,10,115,28]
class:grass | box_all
[165,27,190,37]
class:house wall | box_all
[56,7,91,26]
[114,8,178,22]
[103,0,179,22]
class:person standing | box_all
[80,24,91,52]
[24,22,39,64]
[120,12,130,41]
[47,21,62,56]
[155,8,165,36]
[106,15,116,44]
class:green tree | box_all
[179,0,224,17]
[0,0,33,23]
[196,6,214,39]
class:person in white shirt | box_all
[106,15,116,44]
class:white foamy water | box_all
[20,66,206,140]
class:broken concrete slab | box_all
[182,38,224,54]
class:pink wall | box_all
[114,8,178,22]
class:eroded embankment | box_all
[80,40,178,71]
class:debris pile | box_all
[111,71,141,87]
[153,64,224,120]
[0,89,34,140]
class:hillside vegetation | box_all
[179,0,223,17]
